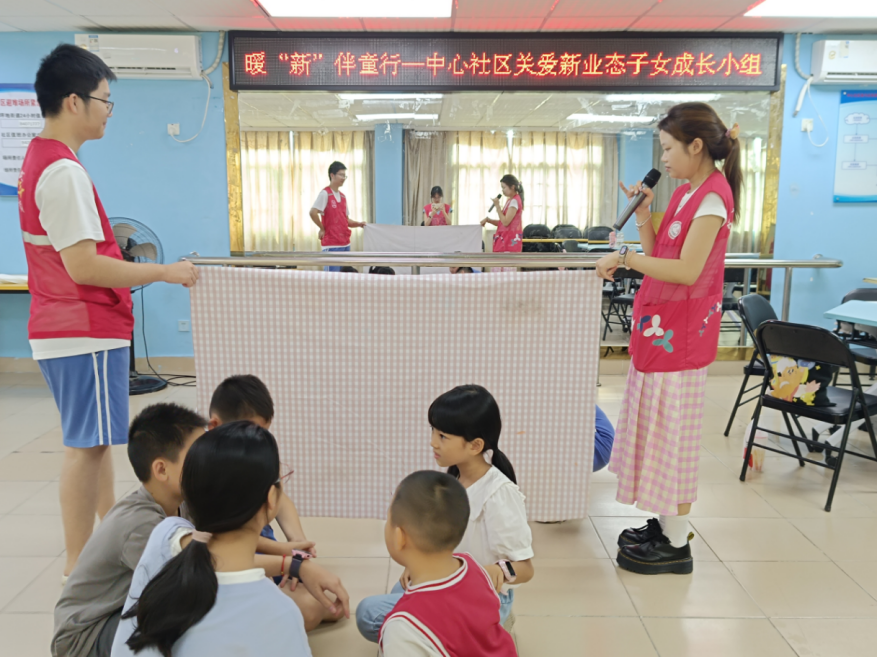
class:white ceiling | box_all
[238,90,771,135]
[1,0,876,33]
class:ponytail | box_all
[123,541,217,657]
[500,174,524,206]
[657,102,742,222]
[722,133,742,223]
[428,385,518,484]
[122,421,281,656]
[489,447,517,484]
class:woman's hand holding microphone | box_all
[595,179,653,281]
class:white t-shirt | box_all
[311,189,349,216]
[112,516,311,657]
[455,466,533,591]
[677,191,728,225]
[29,153,130,361]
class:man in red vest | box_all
[309,161,366,271]
[20,44,198,580]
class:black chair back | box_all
[562,239,582,253]
[553,224,582,239]
[840,288,877,341]
[586,225,612,242]
[756,321,858,374]
[523,224,551,239]
[738,294,777,345]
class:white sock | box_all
[659,514,691,548]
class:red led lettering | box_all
[514,52,536,77]
[672,52,695,77]
[605,52,626,76]
[282,52,320,76]
[627,52,649,75]
[380,53,401,76]
[696,52,717,76]
[649,52,671,76]
[448,54,465,76]
[559,52,581,77]
[739,53,762,76]
[426,53,445,77]
[334,52,356,76]
[719,53,740,77]
[244,51,267,76]
[494,54,512,75]
[535,52,559,76]
[359,53,379,76]
[465,52,491,76]
[581,53,604,76]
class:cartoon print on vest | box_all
[653,330,674,353]
[668,220,683,239]
[698,301,722,336]
[642,315,665,337]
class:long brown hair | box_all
[657,102,741,222]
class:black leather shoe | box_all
[616,533,694,575]
[809,429,826,453]
[617,518,661,548]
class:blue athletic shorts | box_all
[38,348,130,448]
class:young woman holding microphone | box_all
[595,103,742,575]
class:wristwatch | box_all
[618,245,630,269]
[288,549,312,580]
[497,560,517,584]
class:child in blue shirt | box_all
[112,422,348,656]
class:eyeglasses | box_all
[68,93,114,113]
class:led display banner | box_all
[229,32,782,92]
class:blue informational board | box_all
[0,83,43,196]
[834,90,877,204]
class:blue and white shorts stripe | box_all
[39,347,130,448]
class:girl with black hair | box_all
[481,175,524,271]
[423,185,452,226]
[111,422,347,656]
[355,385,533,642]
[595,102,742,576]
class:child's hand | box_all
[298,560,351,619]
[483,564,505,593]
[275,540,317,558]
[399,567,411,591]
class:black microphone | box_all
[613,169,662,231]
[487,194,502,213]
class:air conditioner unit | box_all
[74,34,202,80]
[811,40,877,84]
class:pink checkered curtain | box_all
[191,267,602,522]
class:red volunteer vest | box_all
[493,194,523,253]
[423,203,451,226]
[379,553,517,657]
[19,137,133,341]
[629,170,734,373]
[320,186,351,247]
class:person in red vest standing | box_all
[595,103,742,575]
[309,161,366,272]
[20,44,198,581]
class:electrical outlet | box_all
[178,320,190,332]
[167,123,180,136]
[801,118,814,132]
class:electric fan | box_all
[109,217,167,396]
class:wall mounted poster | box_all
[835,90,877,203]
[0,84,43,196]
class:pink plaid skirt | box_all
[609,366,708,516]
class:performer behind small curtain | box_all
[309,161,366,272]
[595,103,742,575]
[423,186,452,226]
[481,174,524,272]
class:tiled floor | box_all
[3,370,877,656]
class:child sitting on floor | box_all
[357,385,534,641]
[378,471,517,657]
[208,374,344,630]
[112,422,348,657]
[53,404,207,657]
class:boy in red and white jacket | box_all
[379,471,517,657]
[22,44,198,580]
